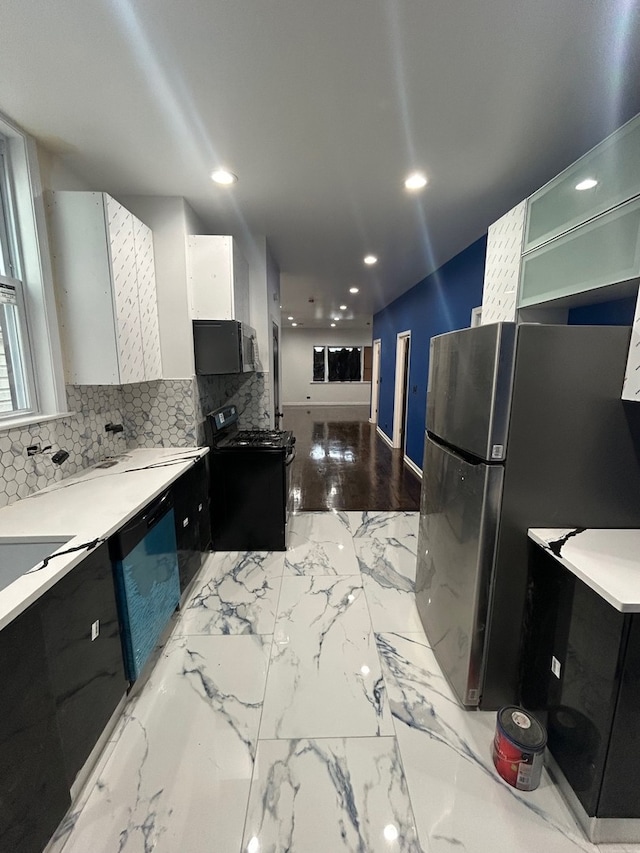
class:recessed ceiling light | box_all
[330,323,336,327]
[364,255,377,265]
[287,316,294,320]
[339,304,347,310]
[211,169,238,185]
[349,287,359,294]
[333,317,340,321]
[291,322,297,327]
[575,178,598,191]
[404,171,428,190]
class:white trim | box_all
[0,111,66,420]
[376,425,393,448]
[284,401,371,407]
[392,330,411,449]
[370,337,381,426]
[470,306,482,327]
[404,455,423,479]
[0,410,72,434]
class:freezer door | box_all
[415,436,503,706]
[426,323,516,461]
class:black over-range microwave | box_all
[193,320,257,375]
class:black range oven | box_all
[206,404,295,551]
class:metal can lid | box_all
[497,706,547,751]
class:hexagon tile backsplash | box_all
[0,374,270,507]
[121,379,197,448]
[0,384,127,509]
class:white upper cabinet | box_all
[524,114,640,253]
[519,196,640,308]
[186,235,250,325]
[133,217,162,381]
[623,289,640,402]
[48,192,162,385]
[480,201,526,325]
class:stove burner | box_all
[217,428,294,450]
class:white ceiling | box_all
[1,0,639,329]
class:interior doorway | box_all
[272,321,282,428]
[369,338,381,425]
[392,331,411,453]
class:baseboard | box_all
[283,402,371,407]
[376,426,393,448]
[404,455,423,479]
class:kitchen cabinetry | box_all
[38,542,127,788]
[0,602,70,853]
[519,196,640,308]
[186,235,250,324]
[622,289,640,401]
[521,540,640,841]
[173,457,211,592]
[480,201,526,325]
[48,191,162,384]
[524,113,640,252]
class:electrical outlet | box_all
[91,620,100,641]
[26,444,41,456]
[551,655,561,678]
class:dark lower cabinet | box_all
[39,542,127,787]
[0,604,70,853]
[173,457,211,592]
[0,544,127,853]
[521,542,640,819]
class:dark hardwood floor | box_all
[282,405,422,512]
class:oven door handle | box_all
[285,447,296,466]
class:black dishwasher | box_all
[109,491,180,682]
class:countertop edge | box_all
[0,447,209,631]
[528,528,640,613]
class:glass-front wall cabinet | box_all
[517,113,640,310]
[524,114,640,253]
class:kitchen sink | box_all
[0,536,73,593]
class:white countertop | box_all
[0,447,208,631]
[528,527,640,612]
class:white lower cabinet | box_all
[48,192,162,385]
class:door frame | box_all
[272,321,280,422]
[392,330,411,449]
[369,338,381,425]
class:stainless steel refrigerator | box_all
[415,322,640,710]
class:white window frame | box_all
[0,137,39,421]
[0,112,66,429]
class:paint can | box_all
[493,706,547,791]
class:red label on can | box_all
[493,727,544,791]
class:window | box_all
[0,135,36,418]
[313,346,369,382]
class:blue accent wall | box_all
[567,293,637,326]
[372,235,487,468]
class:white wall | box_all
[37,144,91,192]
[122,196,205,379]
[281,326,372,405]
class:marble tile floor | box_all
[47,511,640,853]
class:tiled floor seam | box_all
[373,629,433,853]
[359,566,427,852]
[237,549,287,851]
